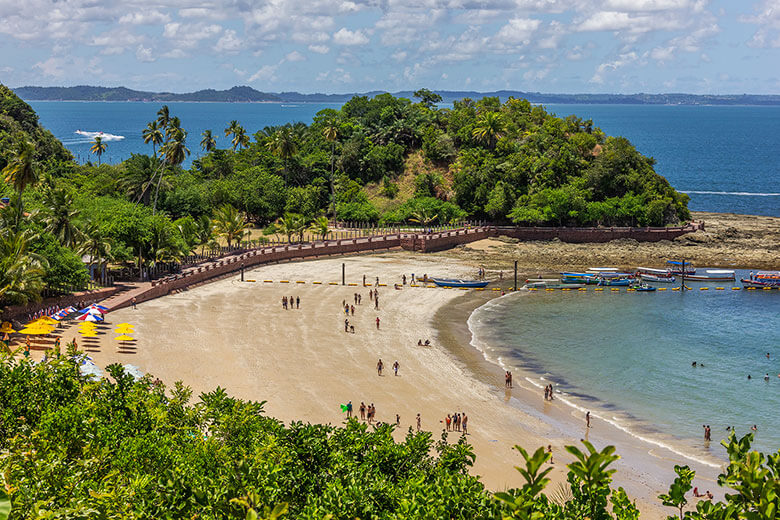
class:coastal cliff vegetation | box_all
[0,351,777,520]
[1,84,689,309]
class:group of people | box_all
[369,289,380,310]
[444,412,469,434]
[376,358,399,376]
[505,371,513,388]
[543,383,554,401]
[417,339,431,346]
[281,296,300,310]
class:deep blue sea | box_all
[28,101,780,217]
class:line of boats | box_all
[524,262,780,290]
[429,264,780,290]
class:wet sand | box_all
[35,254,724,518]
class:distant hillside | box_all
[14,85,281,102]
[0,84,72,169]
[14,85,780,105]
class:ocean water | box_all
[28,101,780,217]
[468,272,780,461]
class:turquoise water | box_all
[468,272,780,460]
[28,101,780,217]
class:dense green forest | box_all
[0,350,777,519]
[0,83,689,310]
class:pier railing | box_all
[108,222,702,310]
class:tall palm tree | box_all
[2,136,38,230]
[80,222,113,282]
[152,126,190,213]
[156,105,171,130]
[0,229,46,306]
[121,154,161,205]
[42,187,83,248]
[266,125,298,185]
[142,121,164,156]
[145,218,184,269]
[322,121,339,216]
[224,119,240,143]
[165,117,182,141]
[212,204,249,248]
[90,136,107,165]
[200,129,217,153]
[472,112,505,149]
[231,125,249,151]
[409,208,439,227]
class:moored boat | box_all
[741,271,780,287]
[682,270,736,282]
[639,273,676,283]
[597,278,632,286]
[666,260,696,275]
[432,278,489,288]
[524,281,585,289]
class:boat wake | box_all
[682,190,780,197]
[75,130,125,141]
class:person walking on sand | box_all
[393,360,399,376]
[403,274,407,285]
[345,318,349,332]
[396,414,400,426]
[376,276,379,286]
[296,296,300,309]
[416,413,421,432]
[346,401,353,418]
[376,316,380,329]
[446,414,451,431]
[377,358,384,376]
[462,413,468,434]
[351,305,355,316]
[132,297,137,310]
[360,402,366,421]
[369,289,373,301]
[363,274,366,286]
[547,445,553,464]
[375,296,380,310]
[586,411,591,428]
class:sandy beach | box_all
[21,252,736,518]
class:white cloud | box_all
[136,45,155,62]
[308,44,330,53]
[285,50,305,61]
[590,51,640,83]
[392,50,407,61]
[215,29,242,53]
[332,27,369,45]
[495,17,541,44]
[33,57,65,77]
[248,64,277,82]
[119,10,170,25]
[740,0,780,48]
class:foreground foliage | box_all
[0,351,777,520]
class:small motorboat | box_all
[639,273,676,283]
[432,278,489,288]
[597,277,632,286]
[741,271,780,287]
[682,270,735,282]
[666,260,696,275]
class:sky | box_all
[0,0,779,94]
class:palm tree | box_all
[145,219,184,269]
[90,136,107,165]
[309,216,330,241]
[472,112,505,149]
[0,229,46,306]
[156,105,171,130]
[224,120,240,142]
[266,126,298,185]
[276,213,307,243]
[200,130,217,153]
[2,135,38,230]
[322,121,339,216]
[80,222,113,282]
[409,208,439,228]
[121,154,161,205]
[152,126,190,213]
[232,126,249,151]
[193,214,213,255]
[42,187,83,248]
[142,121,164,156]
[165,117,182,141]
[212,204,249,248]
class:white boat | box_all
[639,273,676,283]
[637,267,673,276]
[587,267,619,272]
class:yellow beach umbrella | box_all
[115,335,135,341]
[0,322,16,333]
[19,326,54,335]
[36,317,59,325]
[116,323,133,328]
[79,323,97,329]
[114,327,134,334]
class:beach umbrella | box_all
[78,323,97,330]
[114,326,134,334]
[0,322,15,334]
[80,332,99,338]
[19,325,54,334]
[76,313,104,322]
[115,334,135,349]
[115,323,133,328]
[33,316,59,325]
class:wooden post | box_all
[514,260,518,291]
[342,262,346,286]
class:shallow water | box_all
[468,273,780,460]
